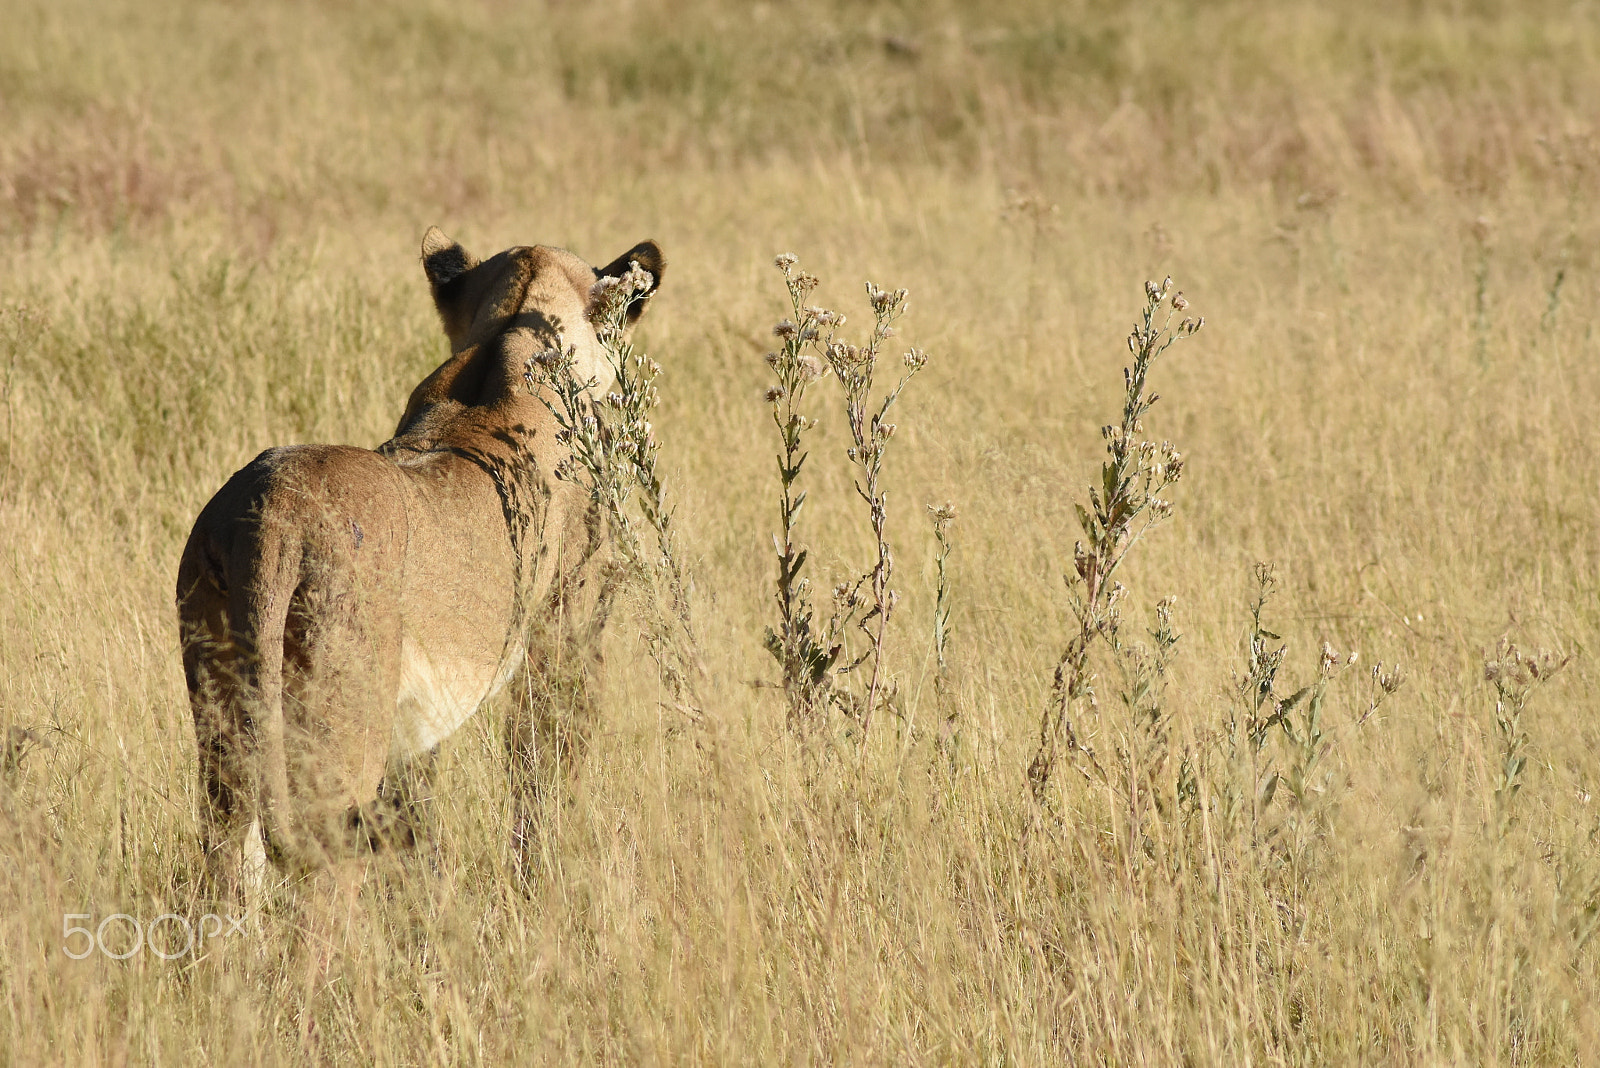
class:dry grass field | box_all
[4,0,1600,1062]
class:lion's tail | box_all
[229,525,314,872]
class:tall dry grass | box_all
[3,0,1600,1062]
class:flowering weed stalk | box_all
[1484,639,1569,831]
[524,261,701,711]
[762,254,929,742]
[1027,277,1201,802]
[1221,565,1327,837]
[824,280,928,738]
[1103,594,1183,857]
[762,256,837,736]
[1209,564,1403,862]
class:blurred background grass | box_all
[3,0,1600,1062]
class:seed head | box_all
[620,261,654,296]
[866,282,908,316]
[795,353,827,382]
[774,252,798,270]
[1373,661,1404,694]
[587,268,647,325]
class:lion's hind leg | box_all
[179,569,267,908]
[273,558,405,868]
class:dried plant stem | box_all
[524,262,703,715]
[763,257,837,735]
[1027,277,1201,802]
[827,281,926,739]
[1484,639,1569,832]
[762,255,928,743]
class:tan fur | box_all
[176,228,664,895]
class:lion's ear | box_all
[421,226,478,287]
[594,240,665,325]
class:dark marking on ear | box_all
[425,247,471,286]
[421,226,477,287]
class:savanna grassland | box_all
[4,0,1600,1062]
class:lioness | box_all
[177,228,663,895]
